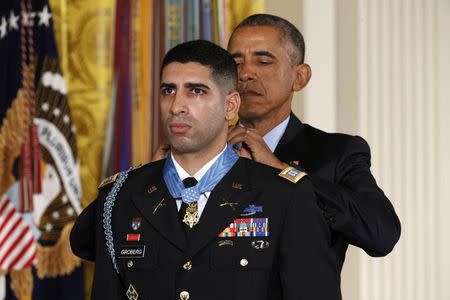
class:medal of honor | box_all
[183,203,199,228]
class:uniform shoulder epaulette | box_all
[278,166,307,184]
[98,164,143,189]
[98,173,119,189]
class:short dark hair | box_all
[231,14,306,65]
[161,40,237,94]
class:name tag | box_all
[118,245,146,258]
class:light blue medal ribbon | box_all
[163,144,239,203]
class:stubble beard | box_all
[165,122,224,155]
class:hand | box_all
[228,126,289,170]
[151,142,170,162]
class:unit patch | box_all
[131,217,141,231]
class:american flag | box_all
[0,193,36,270]
[1,0,85,298]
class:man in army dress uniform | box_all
[70,40,340,300]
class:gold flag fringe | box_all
[0,89,32,195]
[36,222,81,278]
[10,267,33,299]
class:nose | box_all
[169,93,187,116]
[238,62,256,82]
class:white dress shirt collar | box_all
[262,116,290,153]
[171,145,228,182]
[171,145,227,216]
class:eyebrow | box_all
[185,82,210,90]
[160,82,176,89]
[160,82,210,90]
[231,50,277,59]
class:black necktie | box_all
[183,177,198,188]
[180,177,198,227]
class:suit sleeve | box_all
[280,178,340,300]
[310,136,401,256]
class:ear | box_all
[224,91,241,121]
[293,64,312,92]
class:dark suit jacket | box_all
[70,158,341,300]
[274,113,401,269]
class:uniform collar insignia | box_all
[231,182,243,190]
[219,200,239,211]
[147,185,157,194]
[152,198,166,215]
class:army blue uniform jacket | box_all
[70,158,341,300]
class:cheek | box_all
[258,68,285,92]
[267,70,294,95]
[159,101,170,118]
[204,104,225,124]
[257,68,274,81]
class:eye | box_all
[161,87,175,95]
[259,60,272,65]
[192,88,205,95]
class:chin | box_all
[170,140,197,154]
[238,107,265,121]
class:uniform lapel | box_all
[185,158,256,258]
[130,163,187,251]
[274,112,309,164]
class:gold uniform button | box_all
[240,258,249,267]
[180,291,190,300]
[183,260,193,270]
[127,260,134,268]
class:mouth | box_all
[169,123,191,134]
[239,88,263,97]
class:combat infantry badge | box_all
[183,203,199,228]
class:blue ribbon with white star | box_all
[163,144,239,204]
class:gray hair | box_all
[231,13,306,65]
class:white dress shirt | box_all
[262,115,290,153]
[238,115,290,153]
[171,145,227,218]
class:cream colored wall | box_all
[266,0,340,133]
[265,1,450,299]
[438,3,450,299]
